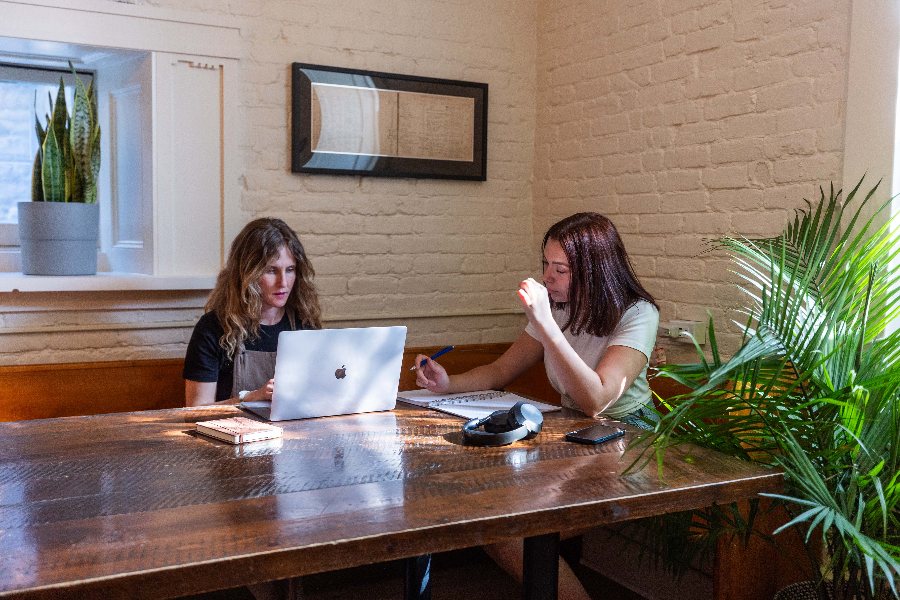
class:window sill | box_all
[0,272,216,292]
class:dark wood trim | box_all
[0,358,186,422]
[0,344,559,423]
[0,346,696,423]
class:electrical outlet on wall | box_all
[661,320,707,345]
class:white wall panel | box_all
[155,54,234,277]
[100,53,153,275]
[112,86,143,245]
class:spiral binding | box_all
[429,391,508,407]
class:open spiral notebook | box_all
[397,389,562,420]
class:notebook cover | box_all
[196,417,283,444]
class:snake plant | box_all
[31,62,100,204]
[641,178,900,599]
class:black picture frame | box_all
[291,63,488,180]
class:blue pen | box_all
[411,345,455,370]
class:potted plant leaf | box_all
[642,178,900,599]
[18,62,100,275]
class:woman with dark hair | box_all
[415,212,659,425]
[183,217,322,406]
[414,213,659,600]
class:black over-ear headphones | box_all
[462,401,543,447]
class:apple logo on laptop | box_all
[335,365,347,379]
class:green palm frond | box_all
[639,178,900,598]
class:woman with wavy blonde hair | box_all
[183,217,321,406]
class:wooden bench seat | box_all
[0,344,558,423]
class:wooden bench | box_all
[0,344,557,422]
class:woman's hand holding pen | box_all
[414,355,451,393]
[518,278,555,338]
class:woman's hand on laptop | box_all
[245,379,275,403]
[414,356,450,393]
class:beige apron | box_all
[231,345,278,398]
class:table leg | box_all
[404,554,432,600]
[264,577,303,600]
[523,532,560,600]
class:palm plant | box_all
[643,178,900,599]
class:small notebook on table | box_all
[397,389,561,420]
[196,417,283,444]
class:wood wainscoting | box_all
[0,359,187,422]
[0,344,559,423]
[0,344,694,423]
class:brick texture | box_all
[1,0,857,367]
[1,0,538,365]
[534,0,851,358]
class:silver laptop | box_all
[240,326,407,421]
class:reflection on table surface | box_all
[0,405,781,599]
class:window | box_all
[842,0,899,218]
[0,0,241,290]
[0,65,88,223]
[841,0,900,334]
[0,65,88,247]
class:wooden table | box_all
[0,405,781,600]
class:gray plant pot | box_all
[18,202,100,276]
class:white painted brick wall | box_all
[0,0,537,365]
[1,0,861,369]
[534,0,852,361]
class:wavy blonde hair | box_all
[205,218,322,358]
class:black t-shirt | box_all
[183,311,301,401]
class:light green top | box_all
[525,301,659,419]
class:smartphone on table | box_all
[565,423,626,445]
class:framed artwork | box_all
[291,63,488,180]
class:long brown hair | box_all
[206,218,322,358]
[544,212,657,337]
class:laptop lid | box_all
[245,326,406,422]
